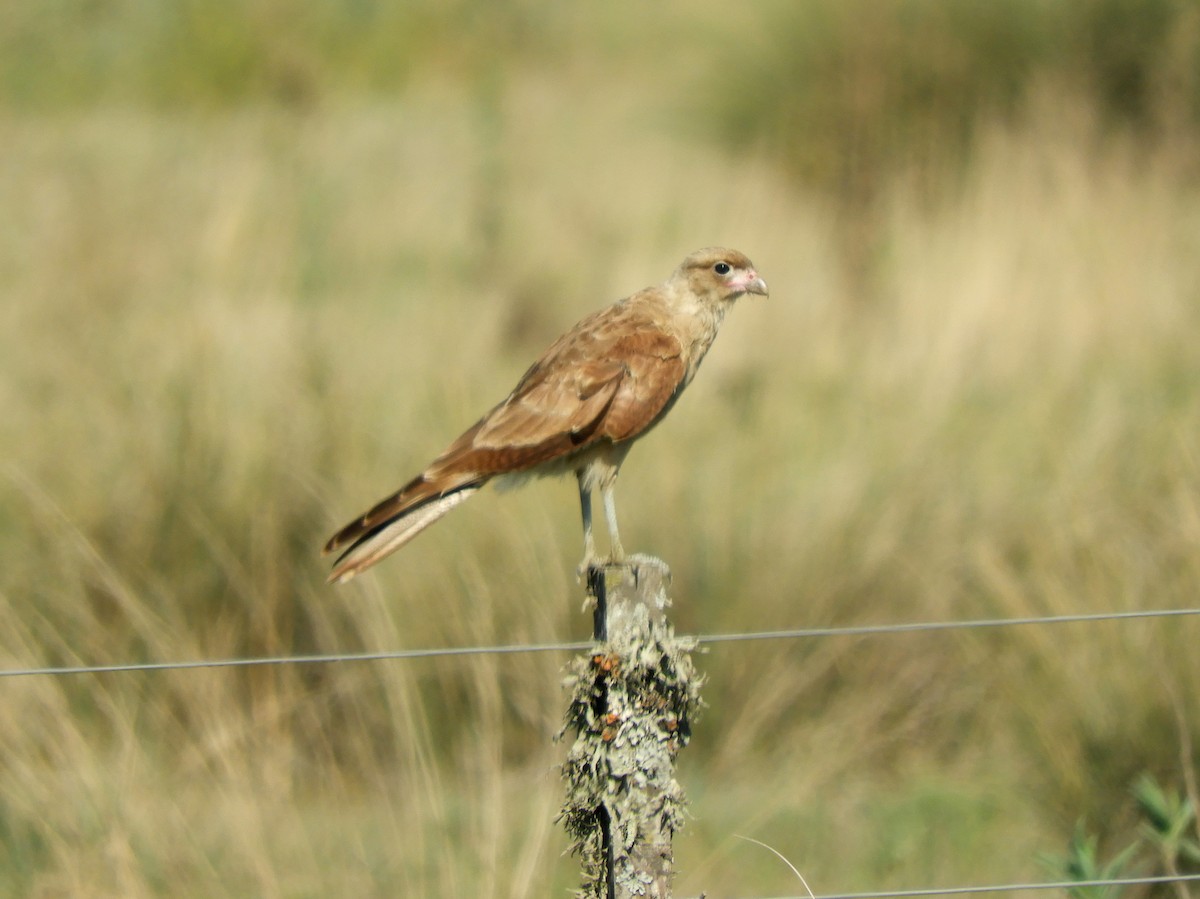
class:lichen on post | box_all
[560,556,704,898]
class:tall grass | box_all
[1,7,1199,897]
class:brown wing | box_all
[324,293,686,555]
[466,295,687,456]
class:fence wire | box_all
[3,603,1198,899]
[1,606,1197,679]
[752,872,1200,899]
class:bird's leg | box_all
[601,480,626,563]
[577,474,599,576]
[601,475,669,580]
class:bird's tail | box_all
[325,482,482,584]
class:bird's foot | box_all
[625,552,671,582]
[576,539,625,576]
[576,554,603,582]
[577,553,673,623]
[575,551,670,583]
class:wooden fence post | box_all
[560,556,703,898]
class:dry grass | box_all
[1,55,1199,899]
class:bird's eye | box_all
[713,262,731,275]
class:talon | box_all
[576,555,602,581]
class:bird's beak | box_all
[734,270,769,298]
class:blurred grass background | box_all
[2,1,1200,895]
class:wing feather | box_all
[477,296,686,449]
[327,487,480,583]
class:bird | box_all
[323,247,767,584]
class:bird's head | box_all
[674,247,769,305]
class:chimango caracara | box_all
[324,247,767,583]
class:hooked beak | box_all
[734,269,769,298]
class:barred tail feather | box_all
[327,487,481,584]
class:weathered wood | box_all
[561,555,702,898]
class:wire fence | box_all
[3,603,1198,898]
[1,605,1197,679]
